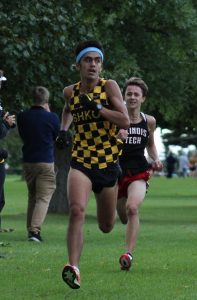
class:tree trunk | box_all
[48,144,72,214]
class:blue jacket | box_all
[17,106,60,163]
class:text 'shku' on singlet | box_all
[119,113,150,175]
[69,78,122,169]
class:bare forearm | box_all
[147,145,163,171]
[99,107,129,129]
[60,108,73,131]
[147,145,159,161]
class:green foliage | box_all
[0,0,196,129]
[0,0,83,112]
[162,127,197,147]
[1,175,197,299]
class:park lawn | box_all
[0,175,197,300]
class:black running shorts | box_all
[70,159,121,193]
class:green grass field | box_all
[0,175,197,300]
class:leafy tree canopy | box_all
[0,0,197,131]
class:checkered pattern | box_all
[70,79,123,169]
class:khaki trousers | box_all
[23,163,56,233]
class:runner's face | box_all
[125,85,145,109]
[78,52,102,80]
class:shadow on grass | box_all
[147,195,197,200]
[2,213,26,221]
[2,203,197,227]
[141,205,197,225]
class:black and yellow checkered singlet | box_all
[70,78,123,169]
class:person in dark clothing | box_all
[117,77,163,271]
[17,86,60,242]
[0,69,16,231]
[166,151,177,178]
[0,116,15,231]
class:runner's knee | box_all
[98,221,114,233]
[69,204,85,221]
[126,204,138,217]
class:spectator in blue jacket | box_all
[17,86,60,242]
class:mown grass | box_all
[0,175,197,300]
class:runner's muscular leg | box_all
[126,180,146,252]
[67,168,92,266]
[117,196,127,224]
[95,184,118,233]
